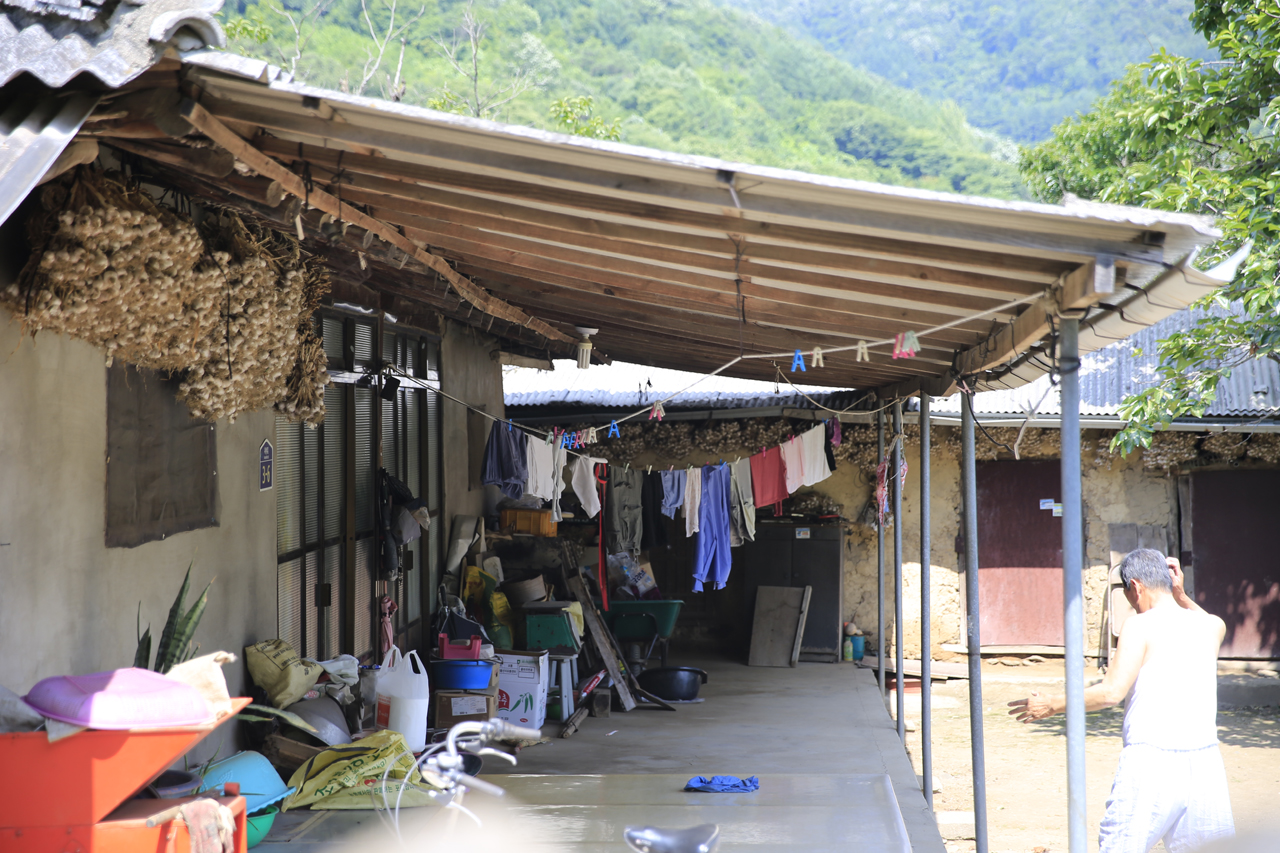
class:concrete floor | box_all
[260,656,945,852]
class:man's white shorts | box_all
[1099,743,1235,853]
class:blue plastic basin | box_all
[429,659,495,690]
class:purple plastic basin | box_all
[23,667,213,729]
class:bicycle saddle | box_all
[624,824,720,853]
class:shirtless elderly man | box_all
[1008,548,1234,853]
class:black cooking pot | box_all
[637,666,708,701]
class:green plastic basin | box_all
[245,805,278,849]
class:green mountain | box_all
[714,0,1213,142]
[224,0,1025,197]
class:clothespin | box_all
[892,331,919,360]
[624,462,630,472]
[586,427,598,445]
[545,429,554,445]
[790,348,806,373]
[649,401,665,421]
[811,347,825,368]
[608,420,620,438]
[647,465,652,475]
[507,421,512,431]
[856,340,870,362]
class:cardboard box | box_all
[494,649,549,729]
[434,689,497,729]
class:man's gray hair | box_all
[1119,548,1173,592]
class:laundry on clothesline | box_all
[482,422,528,500]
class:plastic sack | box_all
[375,648,431,752]
[283,730,434,810]
[244,639,323,709]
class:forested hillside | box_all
[716,0,1213,141]
[222,0,1024,197]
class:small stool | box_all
[547,652,580,723]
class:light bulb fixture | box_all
[574,326,598,370]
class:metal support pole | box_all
[961,392,989,853]
[920,394,933,809]
[1061,317,1087,853]
[892,400,905,742]
[877,408,886,702]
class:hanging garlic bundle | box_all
[5,171,330,425]
[645,421,694,459]
[179,216,330,425]
[593,423,646,462]
[1142,431,1200,471]
[1200,431,1249,461]
[1245,433,1280,463]
[3,173,223,372]
[692,420,744,455]
[739,418,794,450]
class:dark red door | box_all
[976,460,1064,646]
[1191,470,1280,658]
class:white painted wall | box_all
[0,308,276,760]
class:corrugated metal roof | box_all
[504,359,860,410]
[936,301,1280,419]
[1,0,225,88]
[0,88,98,226]
[158,60,1228,395]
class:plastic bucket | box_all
[850,635,866,661]
[429,660,495,690]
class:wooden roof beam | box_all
[311,168,1049,295]
[178,99,576,349]
[206,97,1166,264]
[251,136,1075,278]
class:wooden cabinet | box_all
[739,522,844,662]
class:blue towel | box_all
[684,775,759,793]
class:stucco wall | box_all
[0,309,276,760]
[440,320,506,521]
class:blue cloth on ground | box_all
[684,775,759,793]
[659,469,686,519]
[693,463,732,592]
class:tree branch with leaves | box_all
[1020,0,1280,454]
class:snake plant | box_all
[134,562,212,674]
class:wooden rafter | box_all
[178,100,576,348]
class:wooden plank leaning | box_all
[566,574,638,712]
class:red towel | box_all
[749,447,787,512]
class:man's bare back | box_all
[1008,550,1234,853]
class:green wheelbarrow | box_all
[598,600,683,669]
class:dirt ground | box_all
[889,660,1280,853]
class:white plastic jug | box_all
[374,648,431,752]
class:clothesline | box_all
[390,285,1043,460]
[604,290,1043,429]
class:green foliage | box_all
[223,10,274,44]
[134,563,212,673]
[549,95,620,140]
[224,0,1025,196]
[237,703,320,733]
[718,0,1212,142]
[1020,0,1280,453]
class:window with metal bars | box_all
[275,312,441,662]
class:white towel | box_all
[684,467,702,536]
[800,424,832,486]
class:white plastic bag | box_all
[374,648,431,752]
